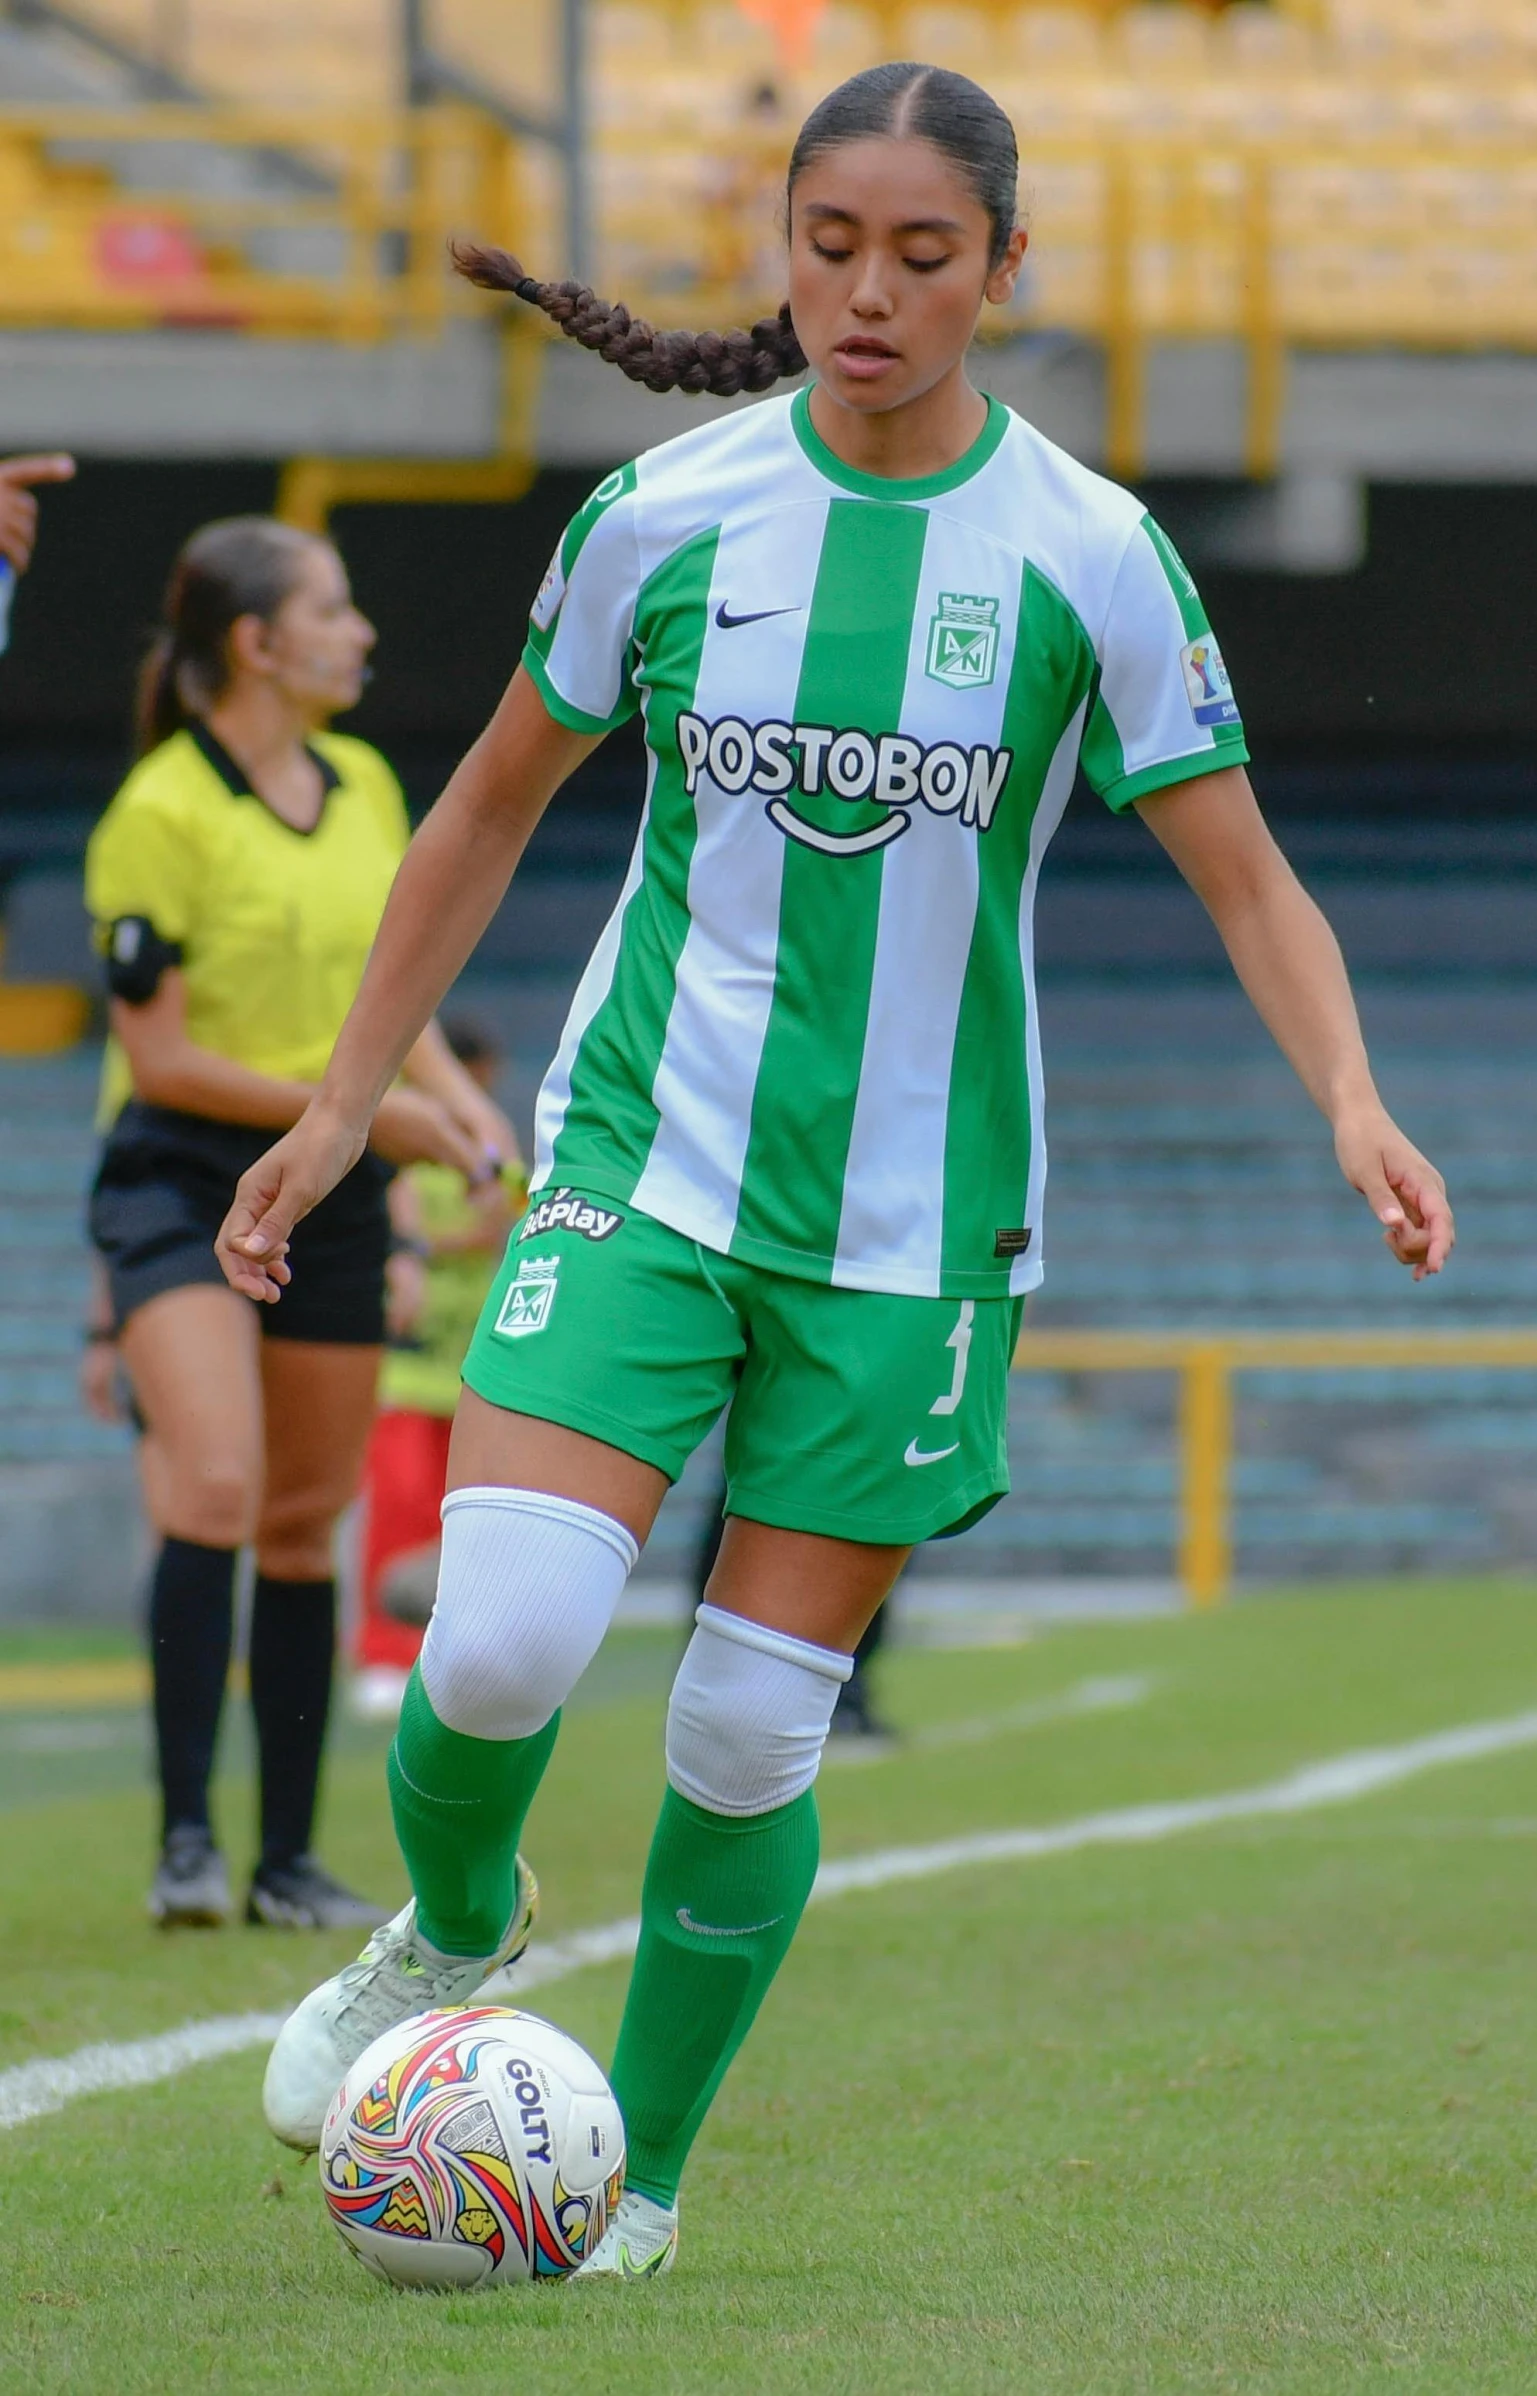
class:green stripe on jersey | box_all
[732,499,930,1275]
[552,527,719,1190]
[1079,666,1127,799]
[940,569,1096,1284]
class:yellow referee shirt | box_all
[85,722,409,1127]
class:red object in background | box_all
[95,213,205,285]
[356,1408,454,1670]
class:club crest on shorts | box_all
[494,1256,560,1340]
[926,593,1000,691]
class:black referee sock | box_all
[148,1536,238,1843]
[249,1573,337,1874]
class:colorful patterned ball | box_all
[319,2007,625,2289]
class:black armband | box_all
[390,1234,431,1263]
[103,915,183,1004]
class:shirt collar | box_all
[189,720,342,810]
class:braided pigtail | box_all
[451,242,806,397]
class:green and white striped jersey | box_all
[524,387,1246,1300]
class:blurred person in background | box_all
[703,81,793,308]
[0,452,77,653]
[353,1014,526,1721]
[83,515,515,1932]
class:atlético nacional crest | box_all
[494,1256,559,1340]
[926,593,1000,691]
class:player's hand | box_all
[464,1174,519,1251]
[0,453,76,573]
[440,1081,521,1185]
[370,1089,487,1176]
[216,1105,366,1301]
[385,1248,427,1341]
[79,1336,124,1424]
[1334,1107,1454,1281]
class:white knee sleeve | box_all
[665,1602,853,1817]
[419,1486,638,1741]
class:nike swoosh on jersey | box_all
[675,1905,785,1937]
[904,1438,961,1468]
[714,602,799,630]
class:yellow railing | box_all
[1011,1330,1537,1609]
[597,126,1537,474]
[0,105,521,339]
[5,105,1536,479]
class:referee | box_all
[85,515,515,1929]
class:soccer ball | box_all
[319,2007,625,2289]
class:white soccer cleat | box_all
[575,2189,679,2280]
[261,1855,539,2152]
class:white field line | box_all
[5,1705,1537,2136]
[821,1671,1156,1769]
[0,2014,287,2133]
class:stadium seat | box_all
[1114,3,1213,77]
[1212,3,1317,74]
[1008,6,1107,75]
[807,5,881,84]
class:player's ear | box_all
[227,608,277,679]
[984,226,1027,309]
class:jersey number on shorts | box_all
[929,1301,975,1419]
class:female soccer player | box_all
[220,66,1452,2269]
[87,515,513,1931]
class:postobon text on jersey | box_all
[675,712,1013,857]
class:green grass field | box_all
[4,1580,1537,2395]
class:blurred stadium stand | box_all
[2,0,1536,1614]
[0,0,1536,482]
[5,823,1537,1613]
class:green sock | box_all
[610,1786,820,2206]
[386,1667,558,1957]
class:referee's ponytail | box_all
[135,516,317,757]
[453,63,1018,399]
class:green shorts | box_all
[461,1189,1021,1546]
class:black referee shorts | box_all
[89,1101,391,1346]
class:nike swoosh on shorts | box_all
[904,1438,960,1468]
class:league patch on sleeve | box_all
[530,547,566,632]
[1180,638,1240,728]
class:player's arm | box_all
[109,971,485,1174]
[1137,764,1454,1280]
[217,669,600,1298]
[401,1019,521,1176]
[0,452,76,574]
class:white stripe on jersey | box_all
[632,501,829,1248]
[531,766,654,1186]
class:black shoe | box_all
[827,1672,898,1745]
[245,1855,388,1931]
[148,1825,233,1928]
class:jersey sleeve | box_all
[84,773,201,949]
[1079,514,1249,813]
[521,462,643,736]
